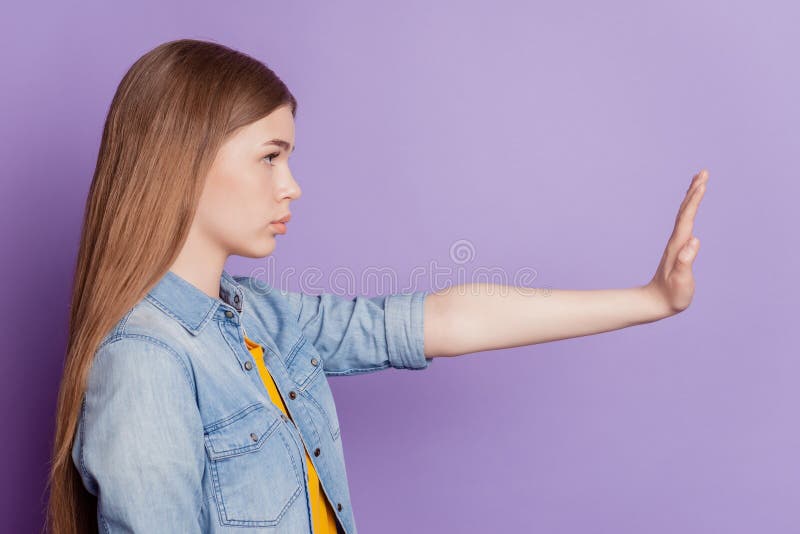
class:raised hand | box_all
[645,169,709,314]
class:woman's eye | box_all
[263,152,280,165]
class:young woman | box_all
[45,38,708,534]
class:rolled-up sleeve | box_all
[284,289,433,376]
[74,336,205,532]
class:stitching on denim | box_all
[288,289,306,322]
[324,362,391,376]
[144,293,196,330]
[143,293,217,335]
[224,315,291,367]
[295,393,323,445]
[283,335,305,368]
[384,293,404,368]
[286,337,324,390]
[286,334,317,378]
[302,383,341,441]
[210,414,303,526]
[208,434,227,525]
[117,307,136,336]
[411,291,426,365]
[99,511,110,533]
[197,301,220,330]
[96,334,196,393]
[203,401,265,434]
[205,414,281,459]
[300,293,325,334]
[77,395,98,495]
[217,320,249,371]
[384,291,429,371]
[261,342,283,364]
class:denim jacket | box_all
[71,268,432,533]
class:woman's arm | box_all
[424,284,670,357]
[78,337,205,532]
[423,169,709,358]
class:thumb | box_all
[676,236,700,269]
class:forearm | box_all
[423,283,672,358]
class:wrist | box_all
[636,283,675,323]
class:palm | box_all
[647,169,709,314]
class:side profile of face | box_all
[191,104,301,261]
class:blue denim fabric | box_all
[71,269,432,533]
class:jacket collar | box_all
[145,268,244,335]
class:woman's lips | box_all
[269,213,290,234]
[269,222,287,234]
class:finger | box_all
[658,171,704,265]
[686,169,708,193]
[665,184,705,270]
[676,170,704,213]
[674,236,701,273]
[672,180,706,241]
[663,171,708,275]
[671,171,709,242]
[676,170,708,221]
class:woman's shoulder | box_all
[95,298,194,379]
[232,274,303,320]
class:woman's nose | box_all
[286,172,302,200]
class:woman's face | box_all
[194,104,301,260]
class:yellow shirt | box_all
[244,336,340,534]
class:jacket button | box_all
[224,310,234,318]
[250,432,258,442]
[313,447,320,457]
[234,294,240,304]
[244,361,253,370]
[337,503,342,511]
[288,391,297,400]
[311,357,319,366]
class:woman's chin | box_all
[237,235,278,259]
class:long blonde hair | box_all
[45,38,297,534]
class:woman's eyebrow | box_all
[261,139,296,153]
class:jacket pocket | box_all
[204,402,303,527]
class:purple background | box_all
[2,1,798,532]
